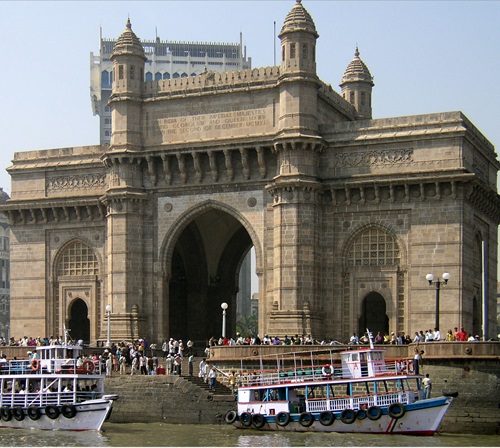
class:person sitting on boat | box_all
[63,383,73,392]
[350,333,359,345]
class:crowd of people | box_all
[203,325,485,348]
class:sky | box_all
[0,0,499,196]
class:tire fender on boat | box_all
[252,413,266,428]
[356,408,367,420]
[61,404,77,419]
[366,405,382,420]
[276,411,291,427]
[12,407,25,421]
[388,402,406,419]
[224,410,238,424]
[0,406,12,422]
[319,410,335,426]
[27,407,42,421]
[240,411,253,427]
[340,409,356,424]
[298,412,314,427]
[45,405,60,420]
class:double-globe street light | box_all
[221,302,228,338]
[425,272,450,331]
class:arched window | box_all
[290,43,296,59]
[347,227,400,267]
[145,72,153,81]
[57,241,99,277]
[302,43,308,60]
[163,72,171,79]
[155,72,162,81]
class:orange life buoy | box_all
[82,359,95,374]
[31,358,41,371]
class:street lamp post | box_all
[105,304,112,347]
[221,302,228,338]
[425,272,450,331]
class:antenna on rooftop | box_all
[273,21,276,66]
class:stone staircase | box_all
[183,372,234,396]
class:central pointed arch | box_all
[160,200,262,344]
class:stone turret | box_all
[278,0,318,77]
[109,19,147,151]
[340,47,374,119]
[277,0,321,135]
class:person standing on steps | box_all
[208,365,217,392]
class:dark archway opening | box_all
[358,292,389,339]
[68,298,90,344]
[167,209,253,346]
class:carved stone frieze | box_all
[332,148,413,168]
[46,173,106,191]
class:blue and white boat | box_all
[224,333,456,435]
[0,335,117,431]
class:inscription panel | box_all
[144,98,276,146]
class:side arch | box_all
[51,238,102,344]
[340,223,406,338]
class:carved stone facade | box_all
[2,1,500,344]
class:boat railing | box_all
[0,390,103,408]
[1,358,101,375]
[305,391,415,413]
[238,358,413,387]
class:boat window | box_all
[351,353,359,361]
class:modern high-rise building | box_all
[0,188,10,341]
[90,29,252,145]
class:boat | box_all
[223,331,457,435]
[0,333,118,431]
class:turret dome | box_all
[341,47,373,85]
[279,0,318,38]
[112,18,146,60]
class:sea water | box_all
[0,423,498,447]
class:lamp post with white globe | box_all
[105,304,112,347]
[221,302,228,338]
[425,272,450,331]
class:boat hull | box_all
[0,399,114,431]
[232,397,452,435]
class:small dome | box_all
[279,0,318,38]
[112,18,146,59]
[341,48,374,85]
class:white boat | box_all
[224,333,457,435]
[0,340,118,431]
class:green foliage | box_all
[236,311,258,337]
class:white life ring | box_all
[321,364,333,378]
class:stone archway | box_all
[358,292,389,338]
[166,208,253,345]
[68,298,90,343]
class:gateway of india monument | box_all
[1,0,499,345]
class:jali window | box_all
[347,227,400,266]
[57,241,99,276]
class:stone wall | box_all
[103,375,235,425]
